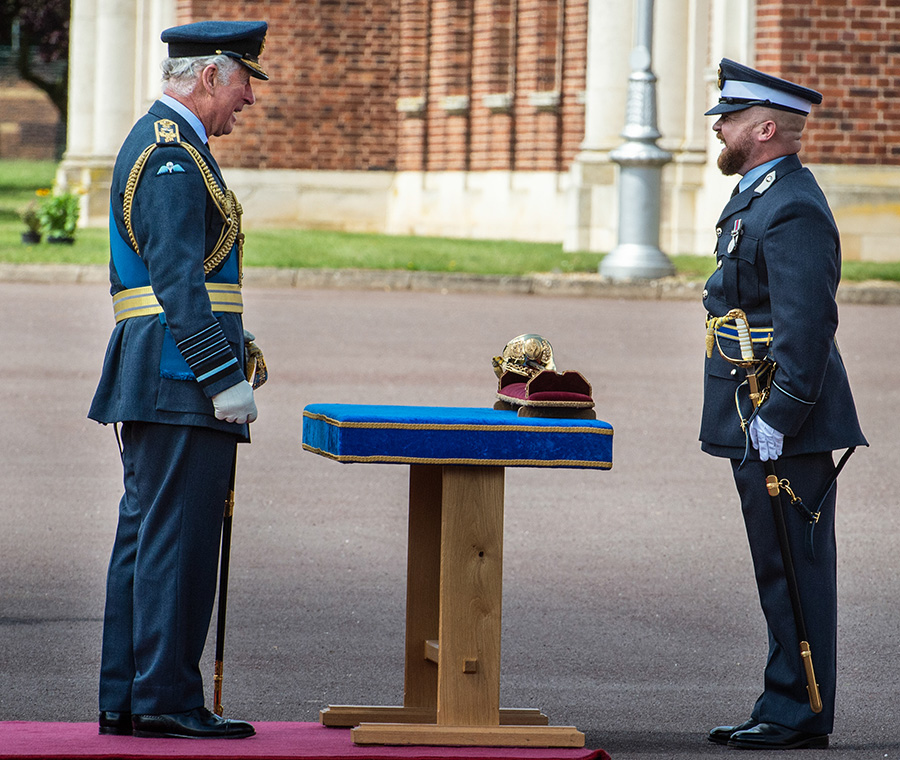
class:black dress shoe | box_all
[728,722,828,750]
[98,710,132,736]
[707,718,757,745]
[132,706,255,739]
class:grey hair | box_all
[161,54,240,97]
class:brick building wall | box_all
[0,52,64,160]
[181,0,401,171]
[173,0,586,174]
[0,80,61,160]
[398,0,587,173]
[755,0,900,165]
[177,0,900,177]
[7,1,900,175]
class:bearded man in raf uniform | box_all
[699,59,866,750]
[89,20,268,740]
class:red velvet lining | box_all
[497,370,593,404]
[498,382,528,400]
[527,391,592,402]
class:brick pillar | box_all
[516,0,565,170]
[469,0,516,170]
[560,0,587,164]
[429,0,474,170]
[398,0,431,170]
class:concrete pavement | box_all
[2,261,900,305]
[0,277,897,759]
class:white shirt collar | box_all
[739,156,786,193]
[160,94,208,144]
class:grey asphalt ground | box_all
[1,275,898,760]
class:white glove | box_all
[211,380,258,424]
[749,416,783,461]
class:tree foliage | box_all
[2,0,69,121]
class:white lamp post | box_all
[599,0,675,281]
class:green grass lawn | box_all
[2,159,898,282]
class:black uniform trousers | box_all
[731,452,837,735]
[99,421,236,715]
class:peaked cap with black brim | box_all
[705,58,821,116]
[161,20,269,81]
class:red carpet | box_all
[0,722,610,760]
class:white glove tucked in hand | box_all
[749,416,783,461]
[211,380,258,424]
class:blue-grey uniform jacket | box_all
[700,153,866,458]
[89,101,248,439]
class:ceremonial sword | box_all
[213,338,268,716]
[213,453,237,717]
[731,312,823,714]
[763,462,823,713]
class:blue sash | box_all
[110,205,239,380]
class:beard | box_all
[717,132,753,176]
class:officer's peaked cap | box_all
[161,20,268,81]
[705,58,821,116]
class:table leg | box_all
[435,465,504,726]
[322,464,583,747]
[321,464,442,728]
[404,464,442,711]
[352,465,583,747]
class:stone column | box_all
[698,0,755,240]
[655,0,710,255]
[58,0,141,226]
[565,0,703,256]
[563,0,632,253]
[139,0,173,113]
[64,0,97,162]
[94,0,139,154]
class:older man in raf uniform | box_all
[699,60,866,749]
[89,20,268,739]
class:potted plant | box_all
[38,189,81,244]
[19,200,43,244]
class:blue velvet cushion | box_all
[302,404,612,469]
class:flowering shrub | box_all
[37,189,81,240]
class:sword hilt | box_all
[732,314,754,363]
[727,310,773,410]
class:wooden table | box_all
[302,404,613,747]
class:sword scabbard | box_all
[747,370,762,408]
[800,640,823,714]
[213,659,224,716]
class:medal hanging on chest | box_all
[727,219,743,253]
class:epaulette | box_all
[153,118,181,144]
